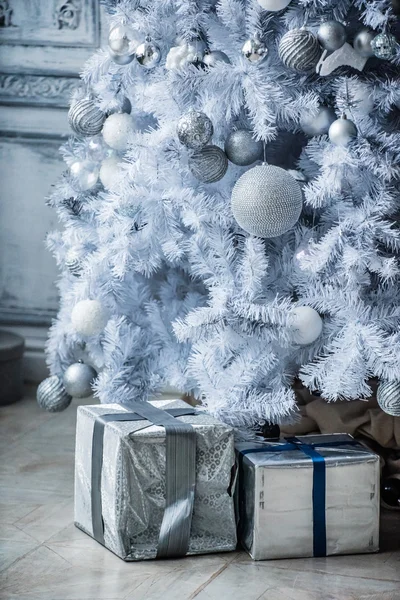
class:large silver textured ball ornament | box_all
[68,98,106,137]
[102,113,136,151]
[300,105,336,136]
[353,29,376,58]
[203,49,231,67]
[63,362,97,398]
[256,0,292,10]
[70,160,99,191]
[371,33,398,59]
[291,306,323,345]
[71,299,109,336]
[231,164,303,238]
[108,24,141,61]
[278,29,322,73]
[109,49,135,65]
[317,21,347,52]
[135,37,161,69]
[37,376,72,413]
[377,381,400,416]
[224,130,263,166]
[177,110,213,150]
[328,115,357,146]
[189,145,228,183]
[242,35,268,64]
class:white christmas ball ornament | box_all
[99,155,122,190]
[71,299,109,336]
[256,0,292,10]
[102,113,136,151]
[70,160,99,191]
[291,306,323,345]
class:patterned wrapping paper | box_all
[74,400,237,560]
[236,434,380,561]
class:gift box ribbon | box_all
[239,437,362,557]
[91,402,197,558]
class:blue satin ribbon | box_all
[239,437,361,557]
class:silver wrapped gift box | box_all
[236,434,380,560]
[74,399,237,560]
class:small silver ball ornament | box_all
[317,21,347,52]
[108,24,141,58]
[242,34,268,64]
[177,110,213,150]
[107,96,132,115]
[224,130,263,166]
[37,375,72,412]
[231,164,303,238]
[300,106,336,136]
[68,98,106,137]
[353,29,376,58]
[189,145,228,183]
[328,115,357,147]
[203,49,231,67]
[377,381,400,416]
[70,160,99,191]
[371,33,398,59]
[278,29,322,73]
[63,362,97,398]
[135,37,161,69]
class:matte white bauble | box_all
[256,0,292,10]
[70,160,99,190]
[102,113,136,151]
[71,299,109,336]
[328,115,357,147]
[99,156,122,190]
[291,306,323,345]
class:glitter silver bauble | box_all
[256,0,292,11]
[317,21,347,52]
[177,110,213,150]
[278,29,322,73]
[108,24,141,63]
[377,381,400,416]
[353,29,376,58]
[371,33,398,59]
[37,375,72,412]
[242,35,268,64]
[231,164,303,238]
[328,115,357,146]
[224,130,263,166]
[203,49,231,67]
[135,37,161,69]
[63,362,97,398]
[300,105,336,136]
[189,145,228,183]
[70,160,99,191]
[68,98,106,137]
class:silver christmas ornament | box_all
[135,36,161,69]
[256,0,292,11]
[353,29,376,58]
[70,160,99,191]
[278,29,322,73]
[107,96,132,115]
[377,381,400,416]
[242,34,268,64]
[371,33,398,59]
[189,145,228,183]
[109,49,135,65]
[177,110,213,150]
[317,21,347,52]
[231,164,303,238]
[68,98,106,137]
[203,49,231,67]
[300,105,336,136]
[224,130,263,166]
[63,361,97,398]
[328,115,357,147]
[37,375,72,412]
[108,24,141,62]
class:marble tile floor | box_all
[1,389,399,600]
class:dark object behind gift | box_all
[0,330,25,405]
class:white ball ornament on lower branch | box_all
[37,375,72,412]
[377,381,400,416]
[328,115,357,147]
[189,145,228,183]
[177,110,213,150]
[291,306,323,345]
[102,113,136,151]
[278,29,322,73]
[68,98,106,137]
[300,106,336,136]
[63,361,97,399]
[256,0,292,11]
[224,130,263,166]
[231,164,303,238]
[71,299,109,336]
[99,155,122,190]
[70,160,99,191]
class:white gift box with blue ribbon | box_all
[236,433,380,560]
